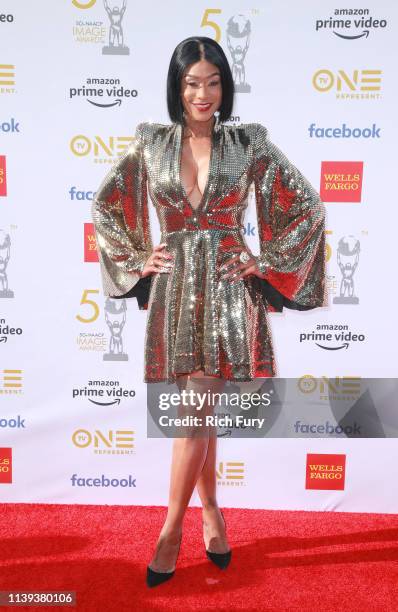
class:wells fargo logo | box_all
[84,222,98,262]
[69,135,133,163]
[0,447,12,484]
[320,162,363,202]
[216,461,245,487]
[306,453,346,490]
[72,429,135,454]
[312,69,382,99]
[0,155,7,196]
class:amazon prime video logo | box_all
[72,379,136,405]
[315,8,387,40]
[299,323,365,352]
[69,77,138,108]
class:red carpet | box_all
[1,504,398,611]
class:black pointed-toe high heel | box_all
[203,509,232,570]
[146,565,175,588]
[206,547,232,570]
[146,532,182,588]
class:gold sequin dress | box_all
[92,119,327,383]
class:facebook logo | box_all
[0,118,20,133]
[69,187,96,201]
[308,123,381,139]
[243,222,256,237]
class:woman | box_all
[92,36,326,587]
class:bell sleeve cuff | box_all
[91,121,153,308]
[252,123,327,312]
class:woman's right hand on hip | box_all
[141,243,174,278]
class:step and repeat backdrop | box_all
[1,1,398,512]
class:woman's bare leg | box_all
[192,372,230,553]
[148,369,220,571]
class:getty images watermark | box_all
[146,377,398,439]
[153,382,270,436]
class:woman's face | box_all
[180,59,222,123]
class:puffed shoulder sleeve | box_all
[251,123,327,312]
[91,121,153,307]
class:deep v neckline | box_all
[176,119,217,214]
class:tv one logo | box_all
[312,69,382,97]
[216,461,245,486]
[298,376,361,400]
[69,135,133,160]
[298,376,361,393]
[72,429,135,453]
[0,64,16,94]
[1,369,23,394]
[306,453,346,490]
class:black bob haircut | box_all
[166,36,234,124]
